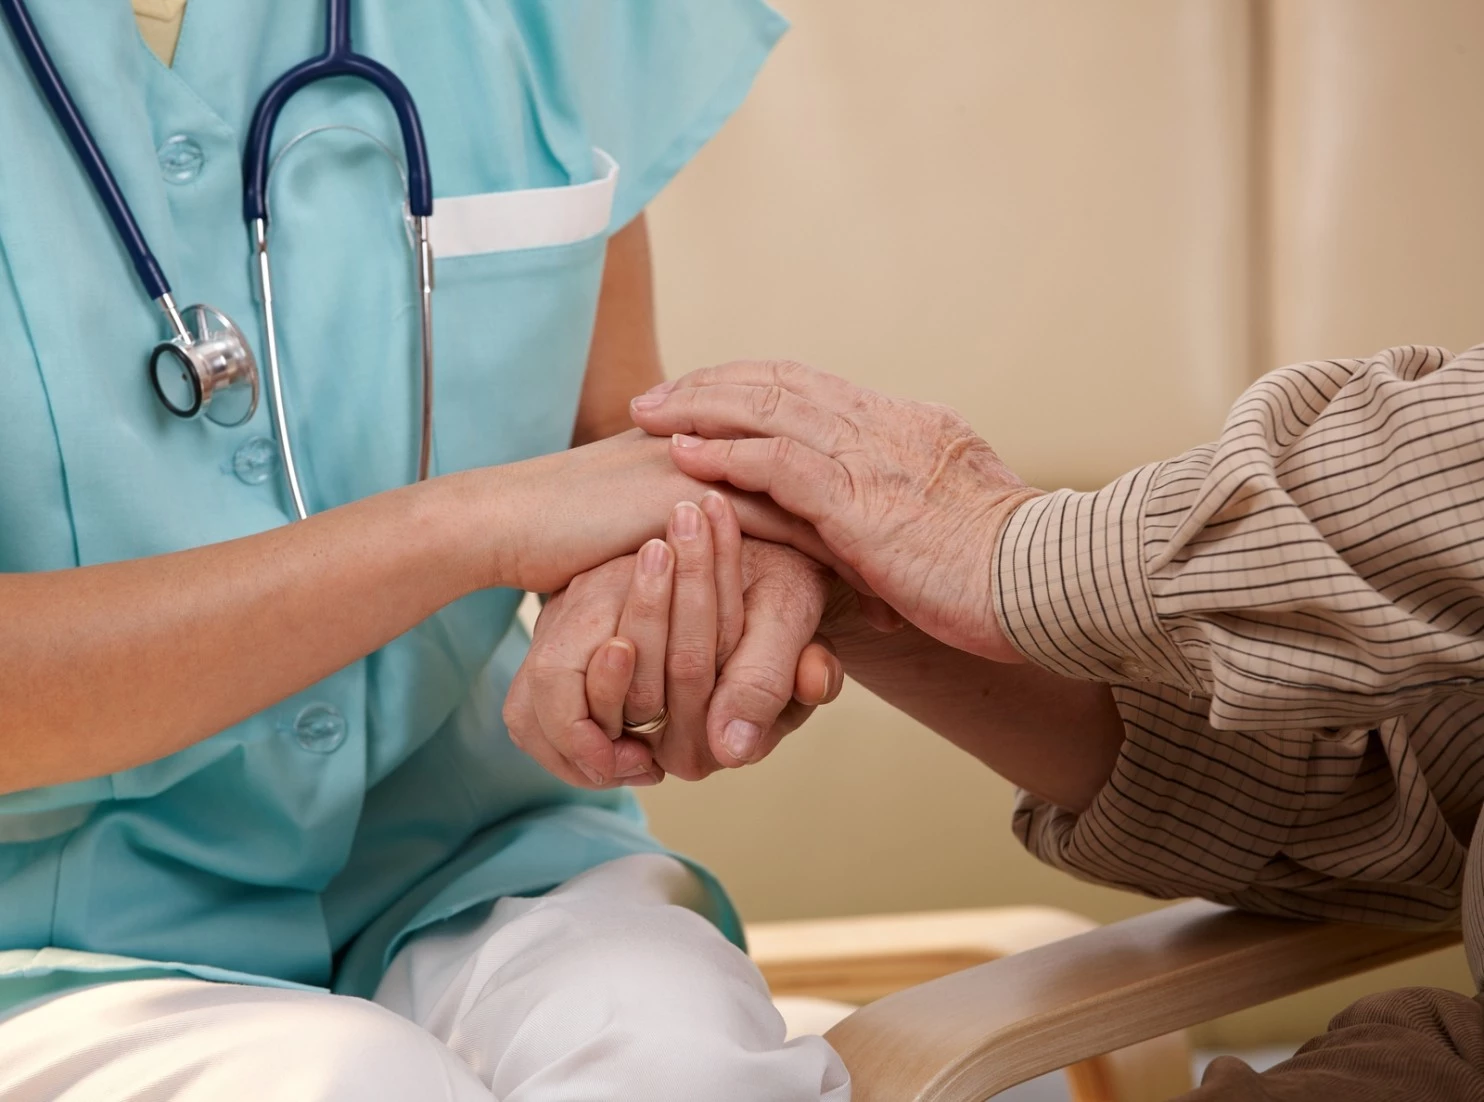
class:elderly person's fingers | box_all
[632,382,850,452]
[734,640,843,765]
[722,489,869,591]
[617,539,673,731]
[794,638,845,707]
[583,638,665,786]
[661,501,721,780]
[644,359,859,409]
[700,491,745,661]
[506,587,619,787]
[707,546,834,767]
[505,557,660,789]
[636,360,1041,663]
[667,436,848,530]
[586,637,635,740]
[506,668,622,788]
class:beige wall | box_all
[640,0,1481,1048]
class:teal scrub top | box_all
[0,0,786,1017]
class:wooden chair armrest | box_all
[825,899,1461,1101]
[748,906,1098,1005]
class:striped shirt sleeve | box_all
[995,344,1484,929]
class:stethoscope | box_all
[0,0,435,520]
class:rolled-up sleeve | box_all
[995,344,1484,928]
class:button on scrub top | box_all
[0,0,786,1017]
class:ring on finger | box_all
[622,705,670,737]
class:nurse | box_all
[0,1,849,1099]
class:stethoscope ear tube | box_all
[0,0,173,302]
[8,0,432,525]
[241,0,434,222]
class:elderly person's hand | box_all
[629,361,1045,662]
[503,491,843,788]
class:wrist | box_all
[421,465,515,595]
[974,486,1044,663]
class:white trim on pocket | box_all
[428,148,619,259]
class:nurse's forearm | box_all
[0,473,500,794]
[822,594,1126,813]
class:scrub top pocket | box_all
[423,149,620,477]
[264,143,618,515]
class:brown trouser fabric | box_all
[1176,987,1484,1101]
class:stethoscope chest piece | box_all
[5,0,430,511]
[149,303,259,427]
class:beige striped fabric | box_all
[992,344,1484,986]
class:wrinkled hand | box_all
[629,361,1043,661]
[503,492,843,787]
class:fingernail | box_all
[673,434,705,448]
[604,639,632,672]
[579,762,606,786]
[617,762,652,778]
[673,501,702,541]
[646,379,677,396]
[640,539,669,575]
[625,773,662,787]
[630,393,664,412]
[697,492,727,525]
[723,719,762,763]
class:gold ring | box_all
[622,705,670,737]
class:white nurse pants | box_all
[0,854,850,1100]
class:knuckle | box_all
[765,359,808,385]
[724,662,792,710]
[752,385,784,421]
[502,712,529,750]
[671,547,711,580]
[524,664,567,694]
[525,639,566,672]
[626,682,664,717]
[666,646,715,686]
[624,586,668,621]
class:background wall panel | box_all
[638,0,1477,1048]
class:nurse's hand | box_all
[629,362,1044,662]
[504,493,842,786]
[484,429,858,596]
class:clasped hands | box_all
[504,360,1041,789]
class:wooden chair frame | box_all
[750,900,1460,1101]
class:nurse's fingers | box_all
[618,540,673,731]
[669,436,849,530]
[662,501,719,781]
[701,492,745,664]
[631,383,850,454]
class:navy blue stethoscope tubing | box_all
[244,0,433,222]
[0,0,434,306]
[0,0,172,300]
